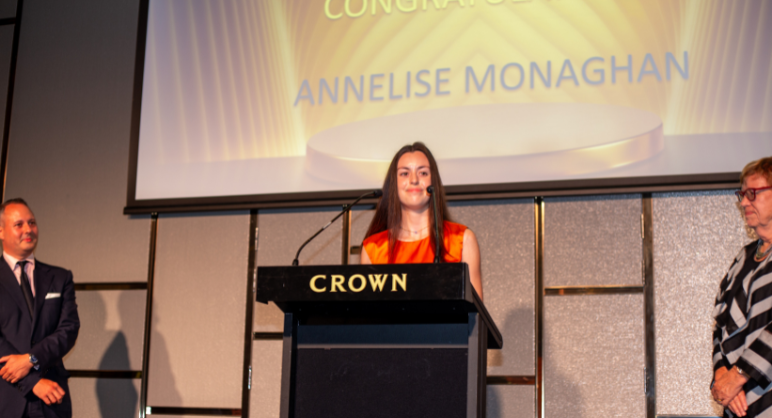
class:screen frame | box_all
[123,0,741,215]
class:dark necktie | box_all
[17,261,34,319]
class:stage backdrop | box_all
[131,0,772,203]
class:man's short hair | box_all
[0,198,31,222]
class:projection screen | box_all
[128,0,772,208]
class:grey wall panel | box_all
[0,0,15,19]
[4,0,149,283]
[0,25,13,143]
[147,212,250,408]
[487,385,534,418]
[544,195,643,287]
[69,377,140,418]
[544,294,644,418]
[256,207,343,266]
[450,200,535,375]
[350,208,375,248]
[254,208,343,332]
[253,301,283,333]
[64,290,145,371]
[249,340,283,418]
[349,208,375,264]
[653,191,750,416]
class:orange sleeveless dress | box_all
[363,221,467,264]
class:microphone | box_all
[426,186,441,264]
[292,190,383,266]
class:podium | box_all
[256,263,502,418]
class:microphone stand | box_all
[292,190,382,266]
[427,186,441,264]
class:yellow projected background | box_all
[139,0,771,165]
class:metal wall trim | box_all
[122,182,740,215]
[74,282,148,291]
[534,197,545,418]
[139,213,158,418]
[241,211,258,417]
[68,370,141,379]
[123,182,739,215]
[544,285,644,296]
[643,194,656,418]
[146,406,240,416]
[446,182,737,203]
[487,376,536,385]
[342,205,351,265]
[124,171,739,215]
[254,332,283,340]
[279,313,298,418]
[656,416,719,418]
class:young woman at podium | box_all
[360,142,483,300]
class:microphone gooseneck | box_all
[426,186,441,264]
[291,190,382,266]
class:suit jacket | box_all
[0,259,80,418]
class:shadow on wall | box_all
[486,382,542,418]
[146,299,182,408]
[542,323,582,418]
[487,387,504,418]
[485,308,543,418]
[95,291,138,417]
[486,308,533,369]
[73,290,180,416]
[65,291,140,417]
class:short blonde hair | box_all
[740,157,772,186]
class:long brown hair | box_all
[364,142,451,262]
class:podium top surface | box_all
[256,263,502,349]
[257,263,474,303]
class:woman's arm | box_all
[462,228,483,301]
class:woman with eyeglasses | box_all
[711,157,772,418]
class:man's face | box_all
[0,203,38,259]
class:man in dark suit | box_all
[0,198,79,418]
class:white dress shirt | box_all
[3,252,36,296]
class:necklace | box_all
[400,225,429,235]
[755,239,772,261]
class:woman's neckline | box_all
[397,234,430,243]
[398,221,432,242]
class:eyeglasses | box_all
[736,186,772,202]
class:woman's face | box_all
[741,173,772,234]
[396,151,432,211]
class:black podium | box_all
[256,263,502,418]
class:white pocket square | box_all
[45,293,60,299]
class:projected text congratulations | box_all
[325,0,566,20]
